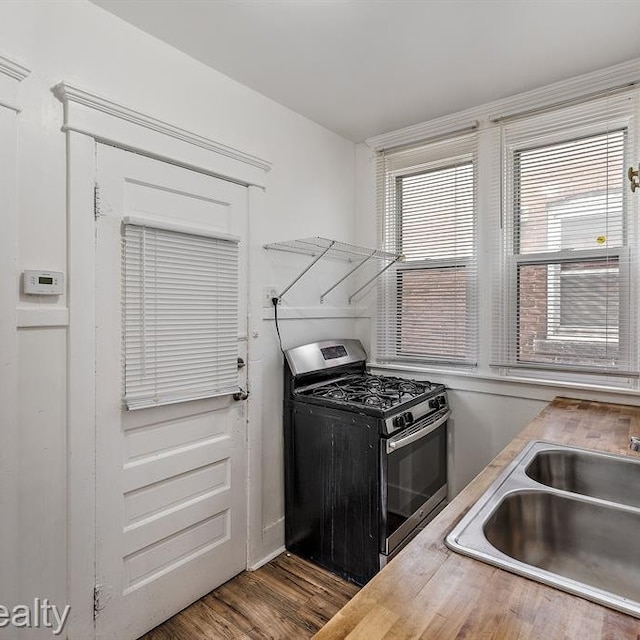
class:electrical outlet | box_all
[263,286,278,307]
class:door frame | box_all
[54,82,271,640]
[0,54,29,631]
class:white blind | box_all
[493,91,639,374]
[377,133,478,366]
[123,223,239,410]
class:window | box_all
[123,223,239,409]
[494,94,638,376]
[376,135,477,366]
[372,79,639,387]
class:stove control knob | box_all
[404,412,414,426]
[429,398,439,410]
[393,415,406,430]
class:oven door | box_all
[381,409,449,557]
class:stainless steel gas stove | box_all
[283,339,449,585]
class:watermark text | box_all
[0,598,70,636]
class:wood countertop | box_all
[314,397,640,639]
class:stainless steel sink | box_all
[525,448,640,509]
[446,441,640,618]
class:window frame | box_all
[377,140,478,367]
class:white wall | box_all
[0,0,357,630]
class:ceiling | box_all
[91,0,640,143]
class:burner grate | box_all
[301,373,435,410]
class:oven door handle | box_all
[387,409,450,454]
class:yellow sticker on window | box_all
[596,235,606,245]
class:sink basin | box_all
[446,441,640,618]
[526,448,640,509]
[485,491,640,603]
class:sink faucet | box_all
[630,436,640,452]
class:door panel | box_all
[94,145,248,640]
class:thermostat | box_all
[23,270,64,295]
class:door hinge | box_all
[93,584,102,619]
[94,183,103,219]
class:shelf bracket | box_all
[264,237,402,303]
[320,249,377,303]
[277,240,336,299]
[348,255,403,304]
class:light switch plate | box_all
[263,286,278,307]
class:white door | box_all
[94,144,248,640]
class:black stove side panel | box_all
[284,401,380,586]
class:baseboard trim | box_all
[247,545,286,572]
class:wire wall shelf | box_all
[263,236,403,303]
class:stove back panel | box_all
[284,339,367,377]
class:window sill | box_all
[369,360,640,404]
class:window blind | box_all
[123,223,239,410]
[376,133,478,366]
[493,91,639,375]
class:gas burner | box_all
[309,384,349,400]
[365,377,385,391]
[362,395,383,406]
[398,381,419,394]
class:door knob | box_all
[233,388,249,401]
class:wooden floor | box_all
[139,553,360,639]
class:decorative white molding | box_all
[0,54,30,82]
[367,57,640,151]
[0,53,30,113]
[16,307,69,328]
[0,99,20,114]
[52,82,272,185]
[65,131,100,640]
